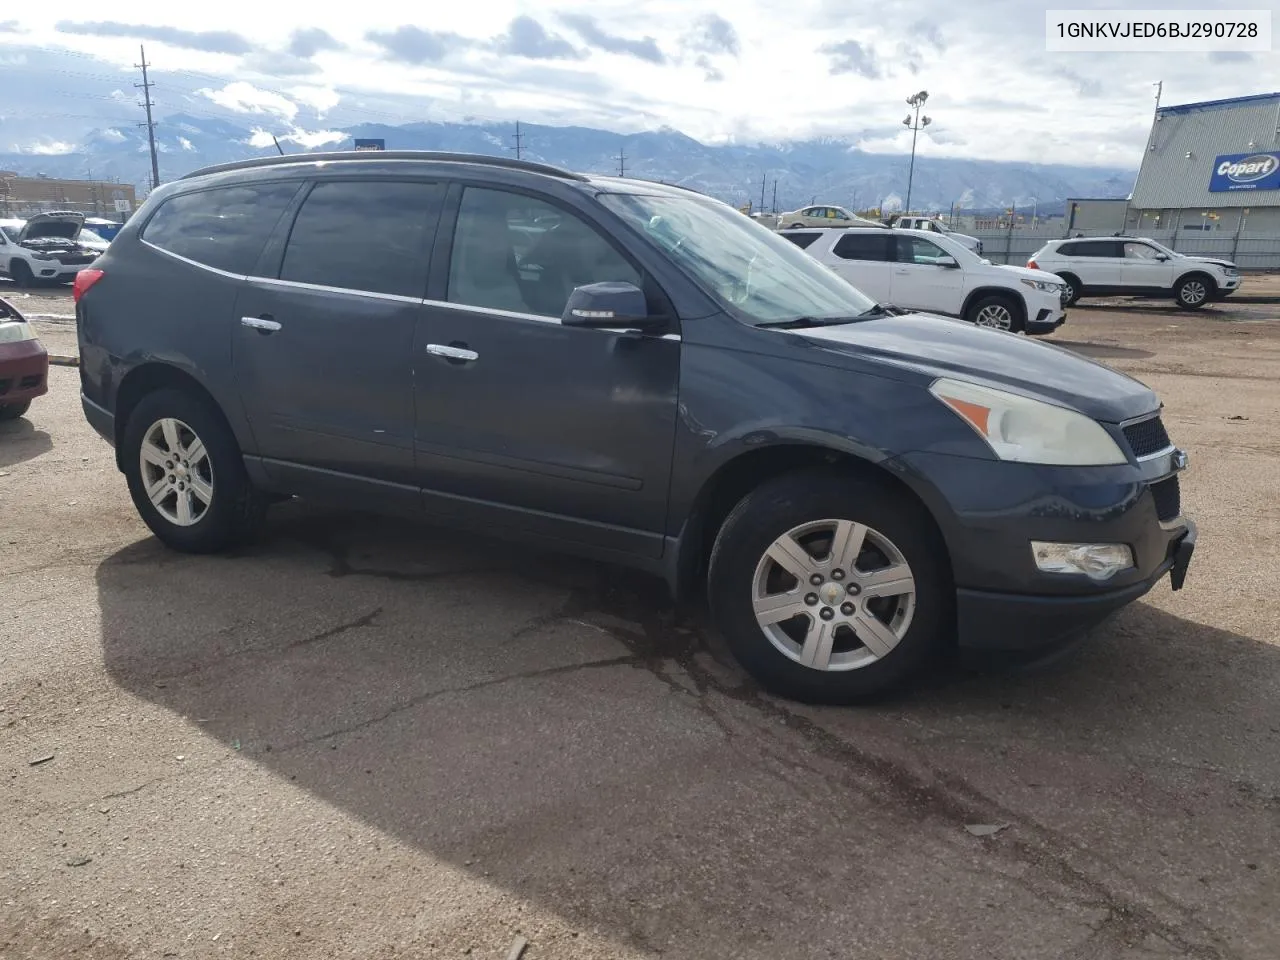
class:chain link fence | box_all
[972,227,1280,270]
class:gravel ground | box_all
[1,282,1278,959]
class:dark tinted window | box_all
[143,182,298,274]
[448,187,641,318]
[280,181,441,297]
[1066,240,1122,257]
[782,231,822,250]
[832,233,894,262]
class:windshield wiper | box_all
[755,315,863,329]
[857,303,899,318]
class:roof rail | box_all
[180,150,589,182]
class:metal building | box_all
[1128,92,1280,235]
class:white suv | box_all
[1028,237,1241,310]
[782,227,1066,335]
[890,216,983,255]
[0,212,99,286]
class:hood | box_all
[790,313,1158,422]
[1181,255,1235,269]
[18,211,84,243]
[994,263,1059,283]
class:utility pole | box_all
[759,172,767,215]
[902,90,931,216]
[510,120,524,160]
[135,45,160,191]
[771,179,778,215]
[616,139,626,177]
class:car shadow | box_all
[1045,338,1155,360]
[0,416,52,468]
[94,504,1280,956]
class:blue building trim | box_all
[1158,92,1280,117]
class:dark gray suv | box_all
[76,151,1195,702]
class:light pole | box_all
[902,90,931,216]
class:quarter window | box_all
[281,180,442,297]
[782,231,822,250]
[447,188,641,318]
[143,182,299,274]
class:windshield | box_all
[598,192,876,324]
[1,226,19,243]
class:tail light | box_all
[1026,259,1040,270]
[73,268,105,303]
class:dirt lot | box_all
[2,283,1278,960]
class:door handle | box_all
[426,343,478,363]
[241,315,281,333]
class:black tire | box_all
[788,222,804,229]
[707,468,951,704]
[121,387,267,553]
[0,399,32,421]
[1057,273,1082,307]
[10,260,34,288]
[965,293,1024,333]
[1174,274,1214,310]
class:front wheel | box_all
[0,399,32,421]
[1175,275,1212,310]
[121,388,267,553]
[707,469,950,703]
[10,261,35,288]
[965,294,1023,333]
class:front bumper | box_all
[893,449,1194,652]
[0,338,50,404]
[1027,306,1067,336]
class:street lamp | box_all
[902,90,931,216]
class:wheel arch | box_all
[667,442,953,601]
[111,362,237,472]
[961,285,1027,325]
[1174,269,1217,292]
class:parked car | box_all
[0,297,49,421]
[782,226,1066,334]
[777,205,886,230]
[889,216,983,255]
[78,228,112,255]
[1028,237,1241,309]
[76,151,1194,703]
[0,212,100,286]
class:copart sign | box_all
[1209,152,1280,192]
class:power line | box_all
[134,45,160,191]
[510,120,524,160]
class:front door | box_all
[233,178,444,502]
[890,235,966,315]
[1121,241,1174,292]
[413,185,680,559]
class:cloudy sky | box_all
[1,0,1277,165]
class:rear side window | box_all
[782,232,822,250]
[143,182,298,274]
[280,180,443,298]
[832,233,894,262]
[1067,240,1122,257]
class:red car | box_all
[0,297,48,421]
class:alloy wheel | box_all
[138,417,214,526]
[975,304,1014,329]
[751,519,916,672]
[1180,281,1207,306]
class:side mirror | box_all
[935,255,960,268]
[561,281,658,331]
[1155,253,1169,261]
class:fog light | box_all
[1031,542,1134,581]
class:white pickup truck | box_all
[890,216,983,255]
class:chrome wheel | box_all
[1179,280,1207,306]
[751,519,916,672]
[1061,280,1074,303]
[975,303,1014,330]
[138,417,214,527]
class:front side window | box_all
[143,182,299,274]
[281,180,442,297]
[898,236,949,264]
[600,191,877,325]
[1123,242,1160,260]
[447,187,641,318]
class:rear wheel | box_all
[1175,274,1213,310]
[965,293,1023,333]
[10,261,34,288]
[788,222,804,229]
[0,399,32,421]
[708,469,950,703]
[121,388,267,553]
[1057,273,1081,306]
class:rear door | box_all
[232,178,444,503]
[1121,241,1174,292]
[1065,240,1123,290]
[827,231,894,301]
[412,184,680,558]
[890,235,966,314]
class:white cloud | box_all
[98,128,128,142]
[280,128,345,148]
[198,81,299,121]
[178,136,195,150]
[22,140,77,155]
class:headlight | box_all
[1020,278,1063,293]
[0,321,36,344]
[929,378,1127,465]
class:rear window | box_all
[143,182,299,275]
[781,231,822,250]
[832,233,894,262]
[280,180,443,298]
